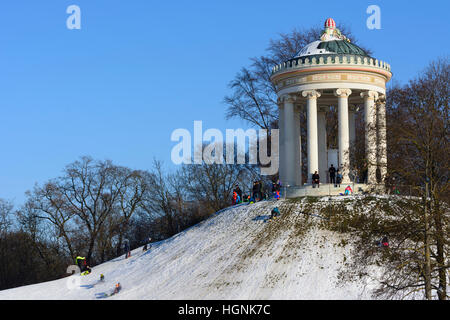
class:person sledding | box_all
[344,185,353,195]
[113,282,122,295]
[376,236,389,248]
[270,207,280,219]
[265,207,281,222]
[143,237,152,252]
[96,282,122,298]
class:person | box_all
[100,274,105,282]
[377,236,389,248]
[312,171,320,188]
[270,207,280,219]
[381,236,389,247]
[259,180,265,200]
[232,191,240,205]
[81,265,92,276]
[336,170,342,187]
[233,185,242,203]
[113,283,122,295]
[143,237,151,251]
[124,240,131,259]
[329,164,336,185]
[391,177,400,194]
[272,179,281,197]
[344,185,353,195]
[232,191,238,205]
[75,255,87,273]
[252,181,260,201]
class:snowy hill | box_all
[0,197,383,300]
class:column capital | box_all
[360,90,379,100]
[334,88,352,98]
[376,94,386,104]
[302,90,321,99]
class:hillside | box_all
[0,196,400,300]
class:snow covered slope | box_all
[0,198,381,300]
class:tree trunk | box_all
[423,181,432,300]
[432,197,447,300]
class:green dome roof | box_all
[293,39,369,59]
[317,40,368,56]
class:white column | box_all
[335,88,352,184]
[283,95,297,187]
[278,101,285,184]
[294,105,302,186]
[302,90,321,184]
[317,109,328,183]
[377,95,387,183]
[361,90,379,184]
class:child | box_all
[274,190,280,200]
[336,170,342,187]
[270,207,280,219]
[113,283,122,294]
[381,236,389,247]
[344,185,353,195]
[232,191,241,205]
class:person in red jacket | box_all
[344,185,353,195]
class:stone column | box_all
[361,90,379,184]
[282,95,298,187]
[335,89,352,184]
[302,90,321,184]
[377,95,387,183]
[278,100,285,184]
[317,107,328,183]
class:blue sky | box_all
[0,0,448,204]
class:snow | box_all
[0,199,382,300]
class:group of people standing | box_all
[328,164,343,187]
[312,164,364,188]
[231,179,283,205]
[311,165,342,188]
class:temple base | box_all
[281,183,384,198]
